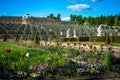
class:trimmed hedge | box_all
[61,37,77,42]
[89,36,120,43]
[89,36,106,42]
[112,36,120,43]
[61,37,89,42]
[79,36,89,41]
[61,36,120,43]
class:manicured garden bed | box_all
[0,41,119,79]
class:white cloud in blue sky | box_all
[61,17,70,21]
[68,0,103,3]
[0,0,119,18]
[67,4,92,11]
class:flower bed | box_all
[0,41,116,79]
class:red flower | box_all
[90,50,93,53]
[67,42,70,45]
[5,48,11,53]
[101,43,105,47]
[108,47,112,50]
[73,43,77,46]
[89,45,92,49]
[62,45,66,48]
[112,50,114,53]
[83,43,86,47]
[29,66,38,72]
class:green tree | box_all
[34,31,39,44]
[50,13,54,18]
[70,14,77,21]
[76,15,83,24]
[114,15,119,26]
[70,14,74,21]
[87,16,92,24]
[56,14,61,21]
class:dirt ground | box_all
[112,46,120,57]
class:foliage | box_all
[89,36,106,42]
[47,13,61,21]
[61,37,89,42]
[34,31,39,44]
[70,13,120,26]
[79,36,89,41]
[112,36,120,43]
[3,34,8,42]
[101,51,114,71]
[105,34,111,44]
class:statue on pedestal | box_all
[97,24,103,36]
[73,29,77,38]
[66,28,70,38]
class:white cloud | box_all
[67,4,91,11]
[61,17,70,21]
[91,0,103,2]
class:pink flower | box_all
[79,49,83,53]
[110,41,112,45]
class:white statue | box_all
[66,28,70,38]
[97,24,103,36]
[73,29,77,38]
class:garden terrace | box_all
[1,22,120,41]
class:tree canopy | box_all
[69,14,120,26]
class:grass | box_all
[0,41,72,70]
[0,41,65,70]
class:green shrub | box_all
[112,36,120,43]
[60,38,77,42]
[61,37,89,42]
[79,36,89,41]
[89,36,106,42]
[102,52,114,71]
[105,34,111,44]
[34,31,39,43]
[70,38,77,41]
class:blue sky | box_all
[0,0,120,21]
